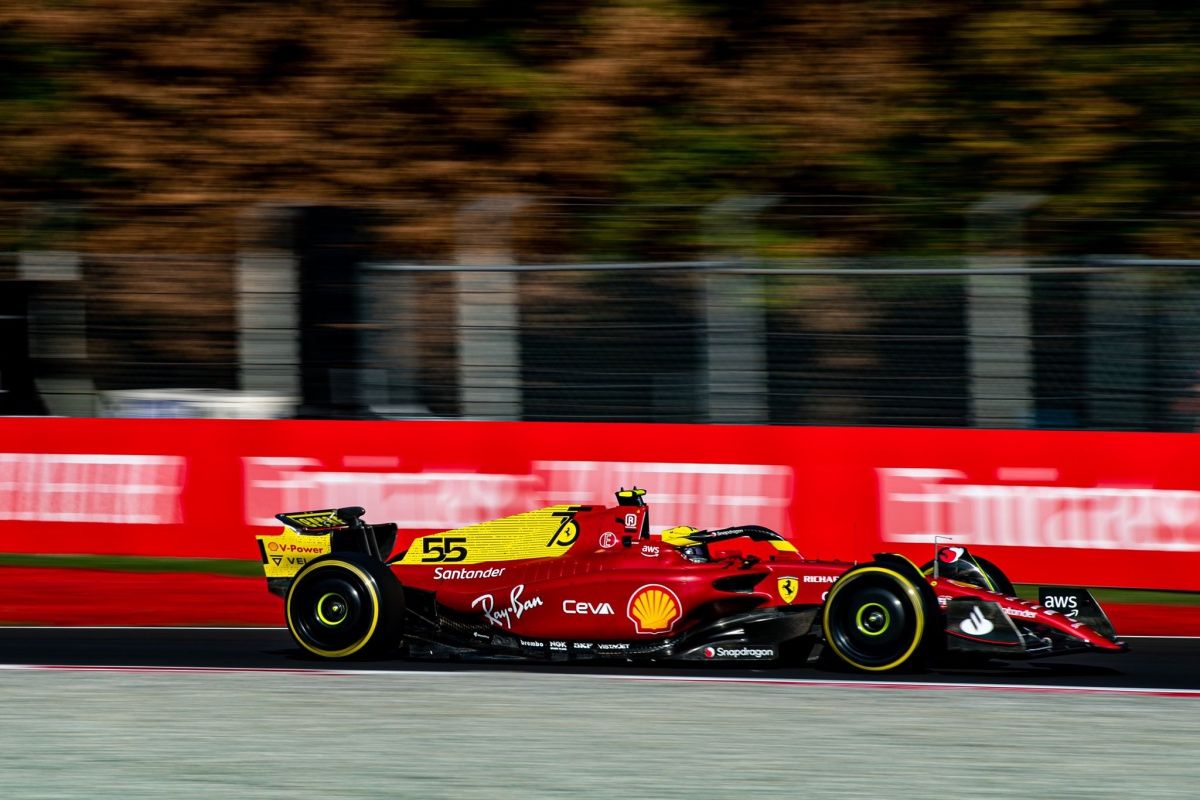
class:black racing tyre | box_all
[821,564,930,673]
[973,556,1016,597]
[285,553,405,659]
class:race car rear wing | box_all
[276,506,366,533]
[272,506,398,563]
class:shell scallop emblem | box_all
[627,584,682,634]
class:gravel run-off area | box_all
[0,669,1195,799]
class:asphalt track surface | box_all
[0,626,1194,691]
[3,629,1199,799]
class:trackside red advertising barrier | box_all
[0,418,1198,592]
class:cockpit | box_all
[659,524,799,563]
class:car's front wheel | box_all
[821,564,931,672]
[285,553,404,659]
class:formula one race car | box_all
[257,489,1127,672]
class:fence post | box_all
[237,205,301,402]
[455,196,527,420]
[966,193,1042,428]
[19,250,91,415]
[702,195,773,424]
[291,206,376,417]
[1086,269,1153,429]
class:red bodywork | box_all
[932,577,1120,651]
[384,496,1123,653]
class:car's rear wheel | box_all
[821,565,930,672]
[286,553,404,659]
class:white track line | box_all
[0,663,1196,698]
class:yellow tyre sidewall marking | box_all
[822,566,925,673]
[286,560,381,659]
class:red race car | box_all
[257,488,1127,672]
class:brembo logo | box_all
[878,467,1200,552]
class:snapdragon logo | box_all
[703,646,775,659]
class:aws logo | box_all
[627,584,682,634]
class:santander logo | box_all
[960,605,994,636]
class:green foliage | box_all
[1,1,1200,256]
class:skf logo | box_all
[627,584,681,634]
[777,577,798,604]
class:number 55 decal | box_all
[421,536,469,563]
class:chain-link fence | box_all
[359,258,1200,430]
[3,205,1200,430]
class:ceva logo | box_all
[562,600,614,615]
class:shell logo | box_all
[627,584,682,634]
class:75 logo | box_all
[547,506,588,548]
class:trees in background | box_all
[0,0,1197,257]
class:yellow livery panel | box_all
[395,505,583,566]
[257,529,333,578]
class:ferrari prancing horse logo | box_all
[777,577,798,604]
